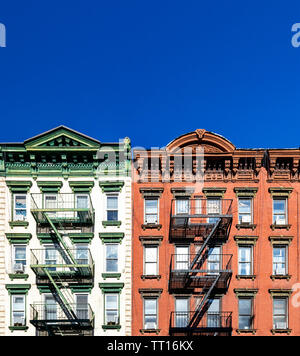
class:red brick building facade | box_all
[132,129,300,336]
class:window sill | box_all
[271,224,291,231]
[9,221,29,228]
[271,328,291,335]
[141,275,161,281]
[271,274,291,281]
[236,275,256,281]
[9,273,29,281]
[9,325,29,332]
[236,223,256,231]
[141,224,162,231]
[102,324,121,330]
[102,221,122,228]
[140,329,161,335]
[102,273,121,280]
[236,329,256,335]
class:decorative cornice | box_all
[6,180,32,192]
[99,181,124,193]
[37,181,63,192]
[269,236,293,245]
[69,181,94,192]
[140,187,164,197]
[5,233,32,244]
[202,187,227,197]
[234,187,258,197]
[234,235,259,245]
[269,187,293,198]
[5,284,31,295]
[99,283,124,293]
[99,232,125,244]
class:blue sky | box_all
[0,1,300,149]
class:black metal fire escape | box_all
[169,198,233,336]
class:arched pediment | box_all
[166,129,235,153]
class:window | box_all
[175,298,189,327]
[144,246,158,275]
[207,199,221,223]
[106,195,118,221]
[44,295,57,320]
[105,294,119,325]
[76,294,89,319]
[44,246,57,271]
[175,246,189,270]
[273,199,287,225]
[105,244,118,273]
[75,244,89,265]
[175,199,190,215]
[144,199,159,224]
[76,194,89,220]
[13,194,27,221]
[207,246,221,273]
[238,198,252,224]
[273,298,288,330]
[238,298,253,330]
[13,245,26,273]
[273,246,287,275]
[207,299,220,327]
[144,298,158,329]
[12,295,25,326]
[238,246,253,276]
[44,194,58,218]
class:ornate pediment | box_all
[24,126,100,151]
[166,129,235,153]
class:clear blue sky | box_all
[1,0,300,149]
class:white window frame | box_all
[273,297,288,330]
[143,245,159,276]
[11,295,26,326]
[273,198,288,225]
[105,243,119,273]
[144,198,159,224]
[13,194,27,222]
[143,297,158,330]
[272,245,288,276]
[105,293,119,325]
[12,244,27,273]
[238,198,253,224]
[238,245,253,276]
[106,194,119,221]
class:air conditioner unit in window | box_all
[145,322,156,330]
[14,263,25,273]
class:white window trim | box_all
[144,198,159,224]
[104,243,119,273]
[143,245,159,276]
[13,193,27,222]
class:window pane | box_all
[76,195,88,209]
[239,199,251,214]
[176,199,189,214]
[145,247,157,262]
[239,299,252,315]
[145,200,158,214]
[107,196,118,210]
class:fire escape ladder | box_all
[44,213,77,265]
[188,273,221,328]
[190,217,221,269]
[43,268,77,322]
